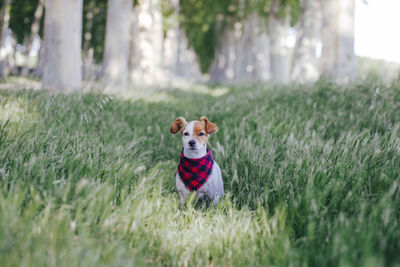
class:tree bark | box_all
[321,0,356,83]
[42,0,83,93]
[291,0,321,83]
[163,0,202,80]
[129,0,164,85]
[102,0,132,87]
[209,13,271,83]
[0,0,11,78]
[34,42,44,77]
[268,0,289,84]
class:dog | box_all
[170,116,224,206]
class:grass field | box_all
[1,80,400,266]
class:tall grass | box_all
[0,81,399,266]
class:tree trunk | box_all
[291,0,321,83]
[268,0,289,84]
[321,0,356,83]
[102,0,132,87]
[163,0,202,80]
[237,14,271,82]
[0,0,11,78]
[209,18,237,83]
[34,42,44,77]
[209,13,271,83]
[22,0,45,76]
[129,0,164,85]
[42,0,83,93]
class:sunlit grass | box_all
[0,80,400,266]
[83,78,231,103]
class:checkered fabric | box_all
[177,148,214,191]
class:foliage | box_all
[179,0,251,72]
[161,0,176,36]
[281,0,302,26]
[0,81,400,265]
[179,0,225,73]
[9,0,44,44]
[180,0,301,73]
[82,0,108,63]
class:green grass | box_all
[0,80,400,266]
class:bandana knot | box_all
[177,149,214,191]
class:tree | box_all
[291,0,321,83]
[179,0,223,74]
[268,0,289,84]
[0,0,11,77]
[130,0,164,85]
[102,0,133,87]
[163,0,202,80]
[42,0,83,93]
[321,0,356,83]
[22,0,45,76]
[202,0,272,83]
[209,13,271,83]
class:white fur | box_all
[175,120,224,206]
[181,121,207,158]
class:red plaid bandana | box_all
[177,149,214,191]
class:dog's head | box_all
[170,116,218,157]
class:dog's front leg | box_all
[212,194,221,206]
[177,190,185,204]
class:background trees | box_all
[321,0,356,83]
[291,0,320,83]
[129,0,164,84]
[0,0,11,77]
[41,0,83,93]
[102,0,132,87]
[0,0,361,92]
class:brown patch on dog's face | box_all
[193,121,208,145]
[200,116,218,134]
[170,117,187,135]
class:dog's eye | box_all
[198,132,205,136]
[183,132,189,136]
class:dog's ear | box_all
[170,117,187,134]
[200,116,218,134]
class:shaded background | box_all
[0,0,398,93]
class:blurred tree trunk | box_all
[238,14,271,82]
[321,0,356,83]
[42,0,82,93]
[102,0,132,87]
[209,13,271,83]
[0,0,11,78]
[268,0,289,84]
[208,17,236,83]
[129,0,164,85]
[291,0,321,83]
[35,44,44,77]
[163,0,202,80]
[22,0,44,76]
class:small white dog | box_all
[170,116,224,205]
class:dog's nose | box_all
[189,140,196,147]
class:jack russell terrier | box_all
[170,116,224,205]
